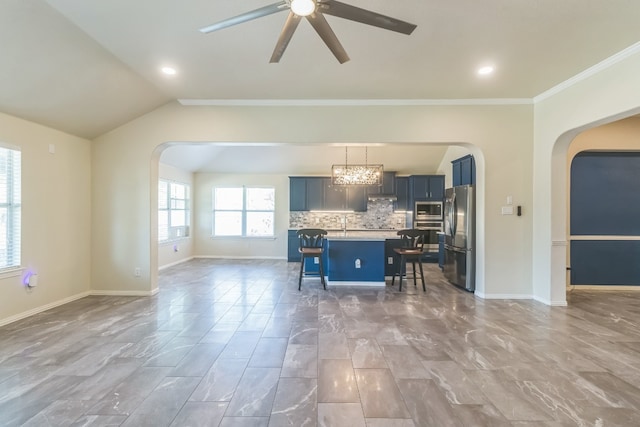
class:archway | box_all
[150,141,486,295]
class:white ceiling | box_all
[2,1,640,172]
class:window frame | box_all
[0,144,21,272]
[212,186,275,238]
[158,179,190,243]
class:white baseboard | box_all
[533,295,568,306]
[569,285,640,291]
[195,255,287,260]
[476,292,534,300]
[159,256,194,270]
[0,291,91,327]
[90,288,159,297]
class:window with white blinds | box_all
[0,146,21,270]
[158,180,190,242]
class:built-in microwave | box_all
[415,201,443,221]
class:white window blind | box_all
[213,187,275,237]
[158,180,190,242]
[0,146,21,270]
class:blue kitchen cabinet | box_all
[347,186,367,212]
[306,178,324,211]
[289,177,307,211]
[288,230,299,262]
[452,155,475,187]
[395,176,409,211]
[324,178,347,210]
[384,239,402,276]
[289,177,325,211]
[409,175,445,202]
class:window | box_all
[0,146,21,270]
[158,180,190,241]
[213,187,275,237]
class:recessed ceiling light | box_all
[477,65,494,76]
[161,66,177,76]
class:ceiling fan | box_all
[199,0,417,64]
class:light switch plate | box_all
[502,206,514,215]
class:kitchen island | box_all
[325,230,399,287]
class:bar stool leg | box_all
[318,256,327,290]
[298,255,305,291]
[399,256,406,291]
[418,260,426,291]
[411,261,417,287]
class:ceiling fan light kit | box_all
[290,0,316,17]
[200,0,416,63]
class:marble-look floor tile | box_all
[269,377,317,427]
[318,332,350,359]
[219,417,270,427]
[249,337,288,368]
[380,345,429,379]
[120,376,200,427]
[354,369,410,418]
[226,367,281,416]
[189,358,249,402]
[318,359,359,403]
[396,378,463,427]
[87,366,172,415]
[169,401,227,427]
[219,331,262,359]
[348,338,387,369]
[317,403,366,427]
[281,344,318,378]
[365,419,416,427]
[4,261,640,426]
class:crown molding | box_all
[178,98,533,107]
[534,41,640,103]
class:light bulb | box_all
[291,0,316,16]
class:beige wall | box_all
[0,112,91,325]
[194,173,289,259]
[92,103,534,299]
[158,163,194,268]
[533,47,640,305]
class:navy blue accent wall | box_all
[571,240,640,285]
[570,152,640,285]
[571,152,640,235]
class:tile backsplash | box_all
[289,199,408,230]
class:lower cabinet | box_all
[384,239,402,276]
[288,230,299,262]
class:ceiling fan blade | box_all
[318,0,417,35]
[199,1,288,33]
[270,12,302,63]
[306,12,350,64]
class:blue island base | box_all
[326,239,386,287]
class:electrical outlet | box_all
[314,257,319,264]
[134,267,141,277]
[355,259,361,269]
[388,257,394,264]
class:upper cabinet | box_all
[452,155,475,187]
[395,176,409,211]
[366,171,396,196]
[289,177,325,211]
[289,177,367,212]
[409,175,445,202]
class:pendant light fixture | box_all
[331,146,383,186]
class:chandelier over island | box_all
[331,147,383,186]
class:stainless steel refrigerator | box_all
[443,185,475,291]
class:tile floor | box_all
[1,259,640,426]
